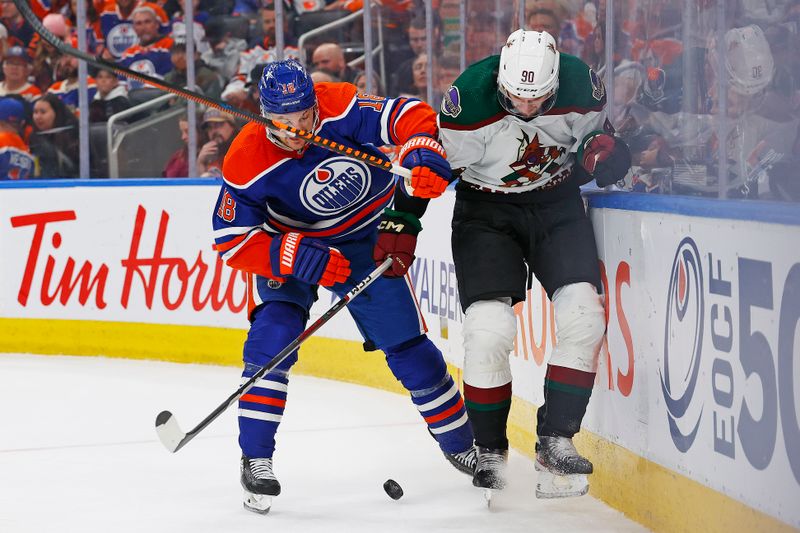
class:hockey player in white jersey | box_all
[374,30,631,499]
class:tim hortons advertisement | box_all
[0,184,355,338]
[589,206,800,528]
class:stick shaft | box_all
[13,0,410,179]
[169,258,393,452]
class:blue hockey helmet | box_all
[258,59,317,115]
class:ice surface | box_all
[0,354,648,533]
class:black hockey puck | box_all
[383,479,403,500]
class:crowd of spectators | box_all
[515,0,800,202]
[0,0,796,202]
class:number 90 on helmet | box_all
[258,59,317,116]
[497,29,560,118]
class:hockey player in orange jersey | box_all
[211,59,474,514]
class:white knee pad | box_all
[462,298,517,388]
[550,283,606,373]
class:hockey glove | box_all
[580,133,632,187]
[270,232,351,287]
[398,134,452,199]
[372,209,422,277]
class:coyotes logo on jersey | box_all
[503,131,565,186]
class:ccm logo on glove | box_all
[580,133,632,187]
[373,209,421,277]
[398,134,452,199]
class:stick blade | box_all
[155,410,187,453]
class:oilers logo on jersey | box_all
[106,23,138,58]
[212,81,440,280]
[300,157,371,215]
[130,59,157,77]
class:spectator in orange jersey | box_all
[48,43,98,112]
[0,97,35,180]
[0,46,42,103]
[117,3,174,89]
[99,0,140,60]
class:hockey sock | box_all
[385,335,473,454]
[463,382,512,450]
[238,301,304,458]
[537,364,595,438]
[238,366,289,458]
[412,374,473,454]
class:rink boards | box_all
[0,179,798,532]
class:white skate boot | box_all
[535,435,593,498]
[241,456,280,514]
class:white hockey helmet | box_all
[722,25,774,96]
[497,29,560,117]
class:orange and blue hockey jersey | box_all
[48,78,98,110]
[212,82,437,280]
[118,36,174,89]
[99,1,139,59]
[0,131,35,180]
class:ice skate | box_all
[472,447,508,506]
[443,445,477,476]
[535,436,592,499]
[241,456,281,514]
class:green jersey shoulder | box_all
[439,55,504,129]
[439,53,606,130]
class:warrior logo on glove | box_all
[398,134,453,199]
[270,232,351,287]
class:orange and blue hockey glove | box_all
[270,232,351,287]
[398,134,452,199]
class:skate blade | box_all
[243,490,272,514]
[535,464,589,499]
[482,488,497,508]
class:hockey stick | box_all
[13,0,411,180]
[154,257,393,453]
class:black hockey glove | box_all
[580,133,632,187]
[372,209,422,278]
